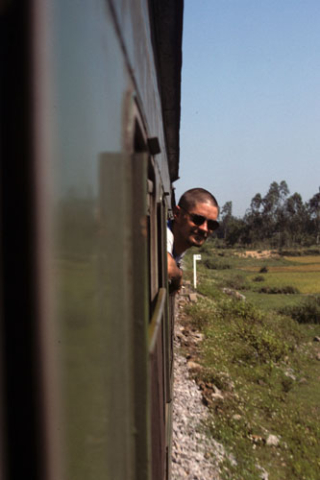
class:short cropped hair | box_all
[178,188,219,212]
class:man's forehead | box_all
[191,200,215,209]
[191,201,218,216]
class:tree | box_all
[283,193,306,245]
[224,217,247,246]
[307,188,320,244]
[221,201,232,218]
[261,181,290,245]
[215,182,320,248]
[220,201,233,241]
[250,193,263,213]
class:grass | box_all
[244,291,304,312]
[184,248,320,299]
[243,270,320,295]
[284,255,320,264]
[181,247,320,479]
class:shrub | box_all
[197,280,222,300]
[259,266,269,273]
[204,258,231,270]
[281,295,320,324]
[185,297,220,329]
[199,241,214,254]
[217,300,291,364]
[221,274,248,291]
[258,286,299,294]
[253,275,265,282]
[280,248,320,257]
[306,248,320,255]
[279,249,302,257]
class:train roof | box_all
[148,0,184,183]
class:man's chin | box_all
[189,235,206,247]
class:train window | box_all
[132,119,159,310]
[147,174,159,307]
[157,198,167,289]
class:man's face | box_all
[174,202,219,248]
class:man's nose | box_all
[199,221,209,233]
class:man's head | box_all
[173,188,219,252]
[178,188,219,213]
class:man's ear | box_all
[173,205,181,220]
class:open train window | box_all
[157,198,168,289]
[147,163,159,309]
[133,118,163,313]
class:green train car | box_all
[0,1,183,479]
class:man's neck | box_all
[172,222,188,256]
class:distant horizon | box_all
[174,179,319,219]
[176,0,320,217]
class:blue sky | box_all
[175,0,320,217]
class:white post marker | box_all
[193,254,202,289]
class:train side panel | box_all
[0,1,183,479]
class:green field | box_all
[182,247,320,480]
[183,249,320,305]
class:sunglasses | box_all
[179,206,219,231]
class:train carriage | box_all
[1,1,183,479]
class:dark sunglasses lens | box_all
[189,212,219,231]
[208,220,219,231]
[191,214,205,226]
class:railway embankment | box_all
[172,287,226,480]
[172,287,271,480]
[173,262,320,480]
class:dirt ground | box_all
[238,250,277,259]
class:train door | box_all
[147,159,173,480]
